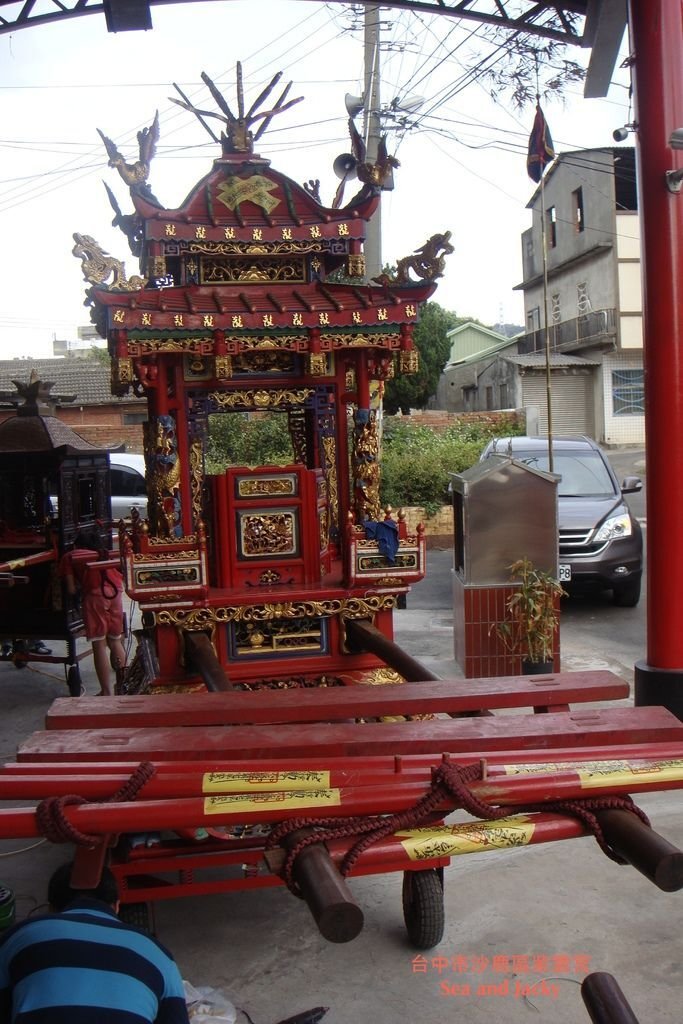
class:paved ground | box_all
[1,447,680,1024]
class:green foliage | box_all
[383,302,466,415]
[205,413,293,473]
[379,413,524,513]
[86,344,111,366]
[494,558,567,664]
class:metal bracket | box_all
[666,169,683,193]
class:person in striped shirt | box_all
[0,862,190,1024]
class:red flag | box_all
[527,103,555,183]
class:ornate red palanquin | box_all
[75,69,444,692]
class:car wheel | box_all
[612,577,641,607]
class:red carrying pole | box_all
[7,741,683,777]
[3,757,683,802]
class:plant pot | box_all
[521,658,555,675]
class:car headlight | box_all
[594,512,633,543]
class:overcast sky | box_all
[0,1,631,358]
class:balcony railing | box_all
[518,308,616,355]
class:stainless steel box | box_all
[449,455,559,585]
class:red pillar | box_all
[630,0,683,713]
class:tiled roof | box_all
[503,352,600,368]
[0,359,143,406]
[0,414,109,454]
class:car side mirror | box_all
[621,476,643,494]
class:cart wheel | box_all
[66,666,83,697]
[402,870,445,950]
[118,901,152,932]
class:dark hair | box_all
[74,528,107,557]
[48,862,119,912]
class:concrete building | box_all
[515,146,643,444]
[434,149,644,445]
[430,322,518,413]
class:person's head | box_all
[73,528,107,556]
[47,862,119,912]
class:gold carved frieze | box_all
[321,435,339,529]
[237,476,297,498]
[209,387,314,410]
[347,253,365,277]
[153,594,397,630]
[214,355,233,379]
[233,618,323,656]
[237,335,307,353]
[128,337,212,356]
[189,440,204,526]
[112,356,134,389]
[232,351,296,374]
[200,256,306,285]
[322,333,401,349]
[319,507,329,551]
[353,410,382,522]
[308,353,329,376]
[147,534,197,547]
[189,240,325,256]
[132,549,197,562]
[239,512,296,557]
[136,567,199,586]
[400,350,420,374]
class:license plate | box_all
[559,564,572,582]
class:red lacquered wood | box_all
[10,742,683,776]
[44,671,630,730]
[18,707,683,763]
[4,758,683,804]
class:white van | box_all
[109,453,147,522]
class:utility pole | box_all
[363,4,382,280]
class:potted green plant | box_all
[494,557,567,673]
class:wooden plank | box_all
[45,670,630,730]
[19,706,683,762]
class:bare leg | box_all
[92,638,114,696]
[107,636,127,691]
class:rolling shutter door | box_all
[522,371,593,436]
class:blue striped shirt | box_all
[0,899,189,1024]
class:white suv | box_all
[110,453,147,522]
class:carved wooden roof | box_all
[94,279,436,334]
[132,157,380,238]
[0,413,110,455]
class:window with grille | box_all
[612,369,644,415]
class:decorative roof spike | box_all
[10,371,57,416]
[169,64,304,155]
[97,111,161,205]
[373,231,455,286]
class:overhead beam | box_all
[0,0,590,44]
[583,0,628,98]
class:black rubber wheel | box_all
[66,665,83,697]
[118,901,152,932]
[402,869,445,949]
[612,577,641,607]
